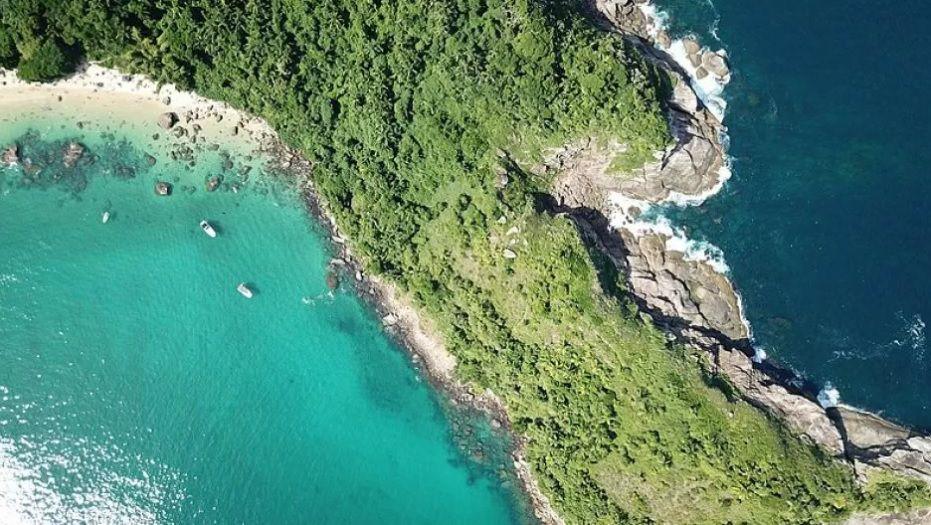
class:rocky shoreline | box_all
[558,0,931,512]
[286,163,565,525]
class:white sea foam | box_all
[638,3,730,122]
[817,383,841,409]
[607,200,731,275]
[751,346,767,364]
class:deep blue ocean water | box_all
[0,109,528,522]
[655,1,931,428]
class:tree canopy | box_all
[1,0,929,522]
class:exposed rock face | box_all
[837,406,931,484]
[157,111,179,130]
[619,229,747,341]
[595,0,651,38]
[551,0,931,496]
[547,79,724,205]
[716,346,844,455]
[702,51,730,78]
[617,85,725,202]
[62,142,84,168]
[844,508,931,525]
[2,144,19,166]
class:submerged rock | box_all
[325,270,340,290]
[62,142,85,168]
[157,112,179,130]
[2,144,19,166]
[205,175,222,192]
[154,181,172,196]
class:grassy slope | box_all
[2,0,929,522]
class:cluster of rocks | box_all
[62,142,85,168]
[681,37,730,80]
[150,102,294,198]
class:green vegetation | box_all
[2,0,929,522]
[16,37,71,81]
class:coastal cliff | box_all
[556,0,931,501]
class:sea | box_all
[652,0,931,428]
[0,100,529,522]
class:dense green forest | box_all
[1,0,929,522]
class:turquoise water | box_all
[0,117,527,522]
[655,1,931,428]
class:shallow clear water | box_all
[0,116,527,522]
[655,1,931,427]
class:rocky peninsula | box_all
[4,0,930,521]
[546,0,931,512]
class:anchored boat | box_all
[101,211,110,224]
[237,283,254,299]
[200,220,217,238]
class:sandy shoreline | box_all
[0,64,560,524]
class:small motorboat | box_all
[101,211,110,224]
[237,283,254,299]
[200,220,217,238]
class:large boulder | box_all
[836,406,931,483]
[157,112,179,130]
[154,181,172,196]
[205,175,222,192]
[701,51,730,78]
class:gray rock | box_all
[620,230,748,341]
[716,347,844,455]
[687,52,702,68]
[702,51,730,77]
[157,112,178,130]
[836,406,931,484]
[844,508,931,525]
[682,37,701,56]
[154,181,172,196]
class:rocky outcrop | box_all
[715,345,844,454]
[157,111,178,130]
[62,142,84,168]
[595,0,653,40]
[205,175,221,192]
[619,229,747,341]
[616,86,726,203]
[837,406,931,484]
[844,508,931,525]
[2,144,19,166]
[551,0,931,497]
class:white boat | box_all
[101,211,110,224]
[200,220,217,238]
[237,283,254,299]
